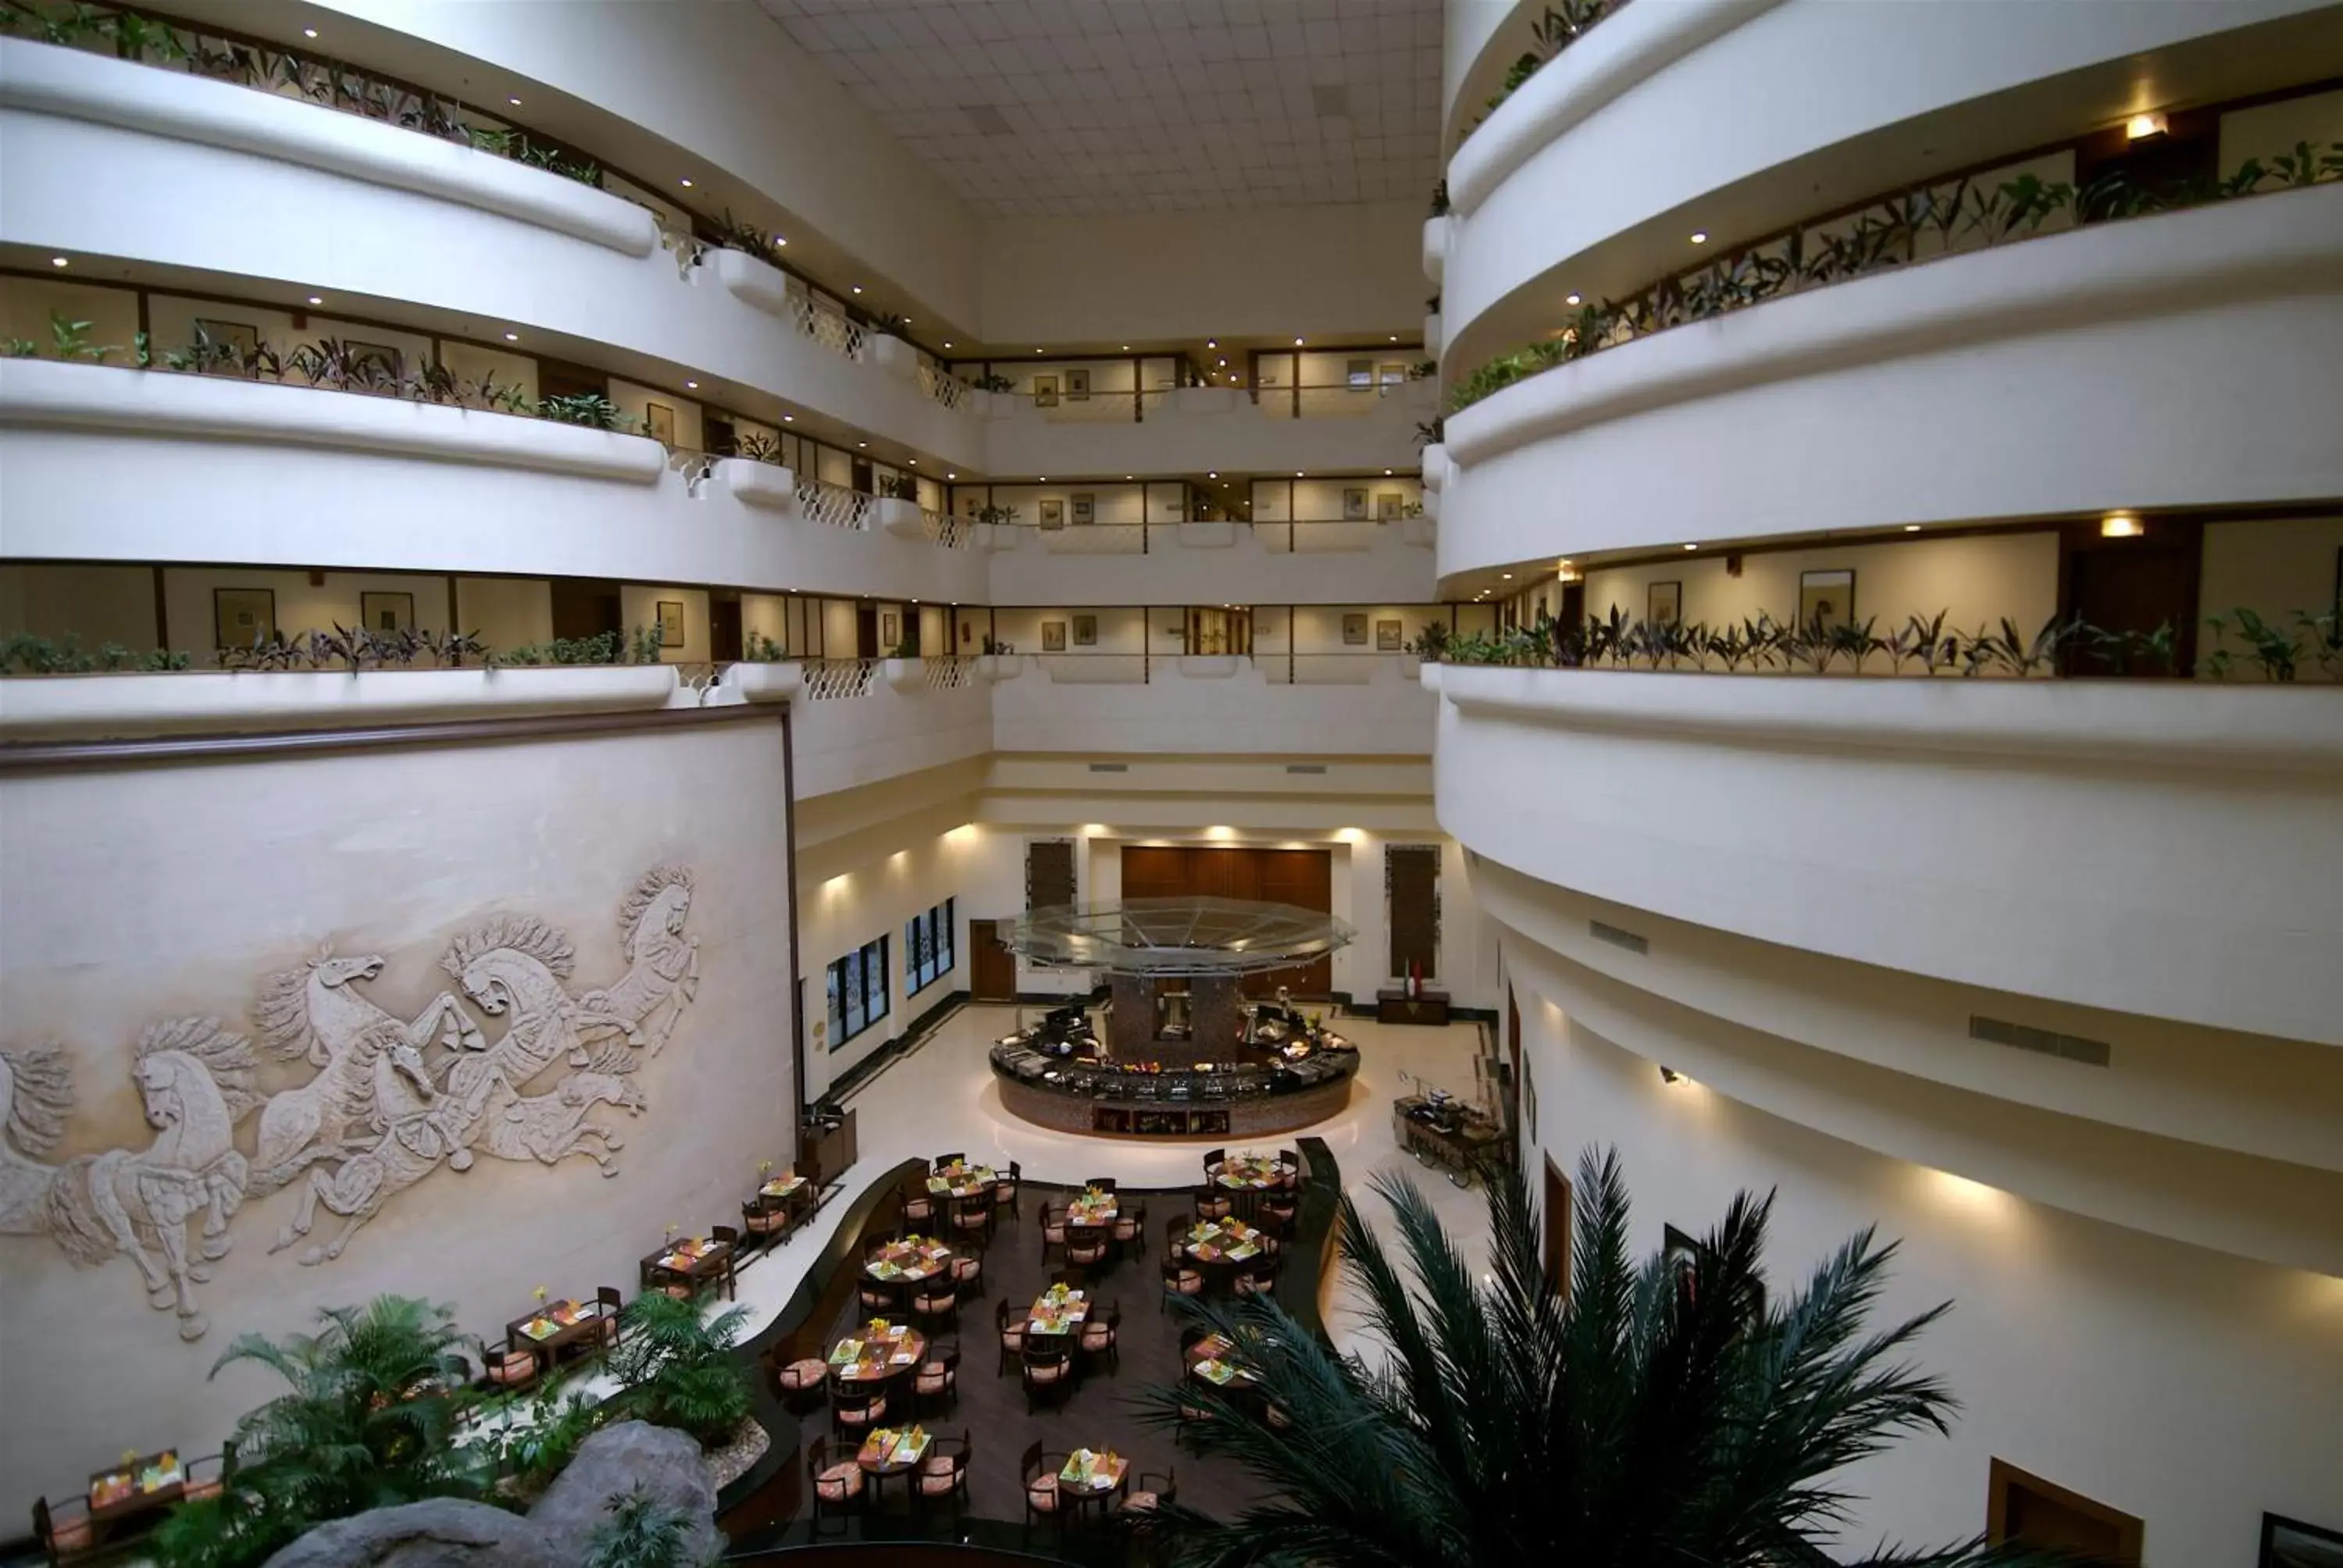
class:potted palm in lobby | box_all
[1141,1149,2070,1567]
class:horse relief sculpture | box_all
[0,866,698,1337]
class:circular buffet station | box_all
[988,897,1362,1138]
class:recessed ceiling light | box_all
[1904,523,1921,532]
[508,96,522,107]
[947,472,958,479]
[1125,475,1134,480]
[1683,542,1698,551]
[1501,572,1513,579]
[907,458,917,465]
[48,256,67,268]
[1565,292,1582,305]
[1121,344,1130,351]
[1033,347,1043,354]
[302,26,318,37]
[1294,471,1304,478]
[774,236,787,247]
[943,340,953,348]
[1207,472,1218,479]
[305,294,323,305]
[684,380,698,389]
[1389,334,1399,342]
[1206,339,1218,348]
[1293,337,1304,346]
[1218,358,1227,367]
[1384,469,1393,476]
[1038,476,1047,482]
[858,440,867,448]
[2125,112,2168,141]
[1690,230,1709,244]
[503,331,519,341]
[851,285,863,294]
[679,177,694,188]
[783,414,794,422]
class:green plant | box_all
[582,1482,706,1568]
[2204,608,2301,682]
[483,1384,607,1499]
[48,308,119,362]
[537,392,632,430]
[734,430,783,462]
[970,372,1016,394]
[152,1295,480,1568]
[2295,608,2343,679]
[2,335,36,358]
[879,472,921,501]
[980,634,1014,656]
[710,208,785,267]
[494,630,622,667]
[608,1292,751,1449]
[974,502,1020,526]
[627,624,666,665]
[1406,621,1452,661]
[1139,1150,2059,1568]
[1427,179,1449,219]
[875,312,911,337]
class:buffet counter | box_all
[989,1003,1362,1138]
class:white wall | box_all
[1511,998,2343,1568]
[0,712,794,1520]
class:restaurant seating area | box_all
[743,1147,1329,1552]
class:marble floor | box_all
[485,1000,1498,1423]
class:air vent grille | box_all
[1286,764,1327,775]
[1969,1015,2112,1067]
[1589,921,1648,954]
[1087,762,1128,773]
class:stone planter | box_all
[1402,514,1437,547]
[874,496,925,538]
[1423,310,1443,359]
[715,458,796,513]
[883,657,925,692]
[722,661,802,703]
[1421,441,1449,492]
[871,334,919,379]
[976,654,1024,682]
[1422,215,1451,286]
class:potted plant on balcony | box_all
[975,636,1022,682]
[972,502,1021,551]
[874,473,926,537]
[883,640,927,691]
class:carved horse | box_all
[0,1042,76,1237]
[269,1019,449,1267]
[578,867,700,1057]
[249,947,483,1192]
[37,1020,260,1340]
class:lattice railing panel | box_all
[917,365,968,411]
[803,659,879,702]
[922,509,973,549]
[790,298,868,361]
[797,479,873,532]
[925,657,977,690]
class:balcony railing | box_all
[1252,380,1435,420]
[801,658,879,701]
[790,298,868,363]
[796,478,873,532]
[922,508,973,549]
[922,655,977,690]
[1025,652,1421,685]
[1003,519,1426,555]
[915,363,968,411]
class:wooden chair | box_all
[1111,1199,1145,1258]
[1160,1253,1204,1313]
[1194,1182,1234,1221]
[1064,1224,1110,1273]
[933,1151,966,1170]
[806,1436,866,1532]
[993,1158,1022,1221]
[950,1192,993,1245]
[741,1196,792,1253]
[1201,1147,1227,1178]
[915,1339,961,1413]
[901,1185,940,1228]
[1078,1299,1122,1376]
[769,1347,829,1411]
[591,1285,626,1356]
[1260,1188,1300,1228]
[914,1430,972,1522]
[911,1278,959,1333]
[950,1247,986,1299]
[828,1376,890,1439]
[482,1341,540,1392]
[1275,1148,1302,1186]
[1235,1256,1280,1299]
[1118,1465,1178,1527]
[1021,1338,1075,1414]
[1021,1439,1072,1543]
[995,1298,1026,1374]
[1038,1203,1068,1260]
[1083,1175,1118,1193]
[858,1274,901,1316]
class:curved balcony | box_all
[1436,186,2343,577]
[986,519,1434,608]
[993,654,1432,757]
[1437,0,2339,363]
[982,380,1435,481]
[1428,662,2343,1046]
[0,359,990,608]
[0,38,982,469]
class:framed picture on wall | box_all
[644,401,676,444]
[1343,487,1370,520]
[1342,613,1368,646]
[1033,374,1059,408]
[1065,366,1090,402]
[1072,614,1097,647]
[360,591,415,634]
[212,586,276,650]
[656,599,685,647]
[882,612,899,647]
[1799,568,1856,631]
[1377,618,1403,650]
[1038,498,1065,529]
[1071,493,1095,526]
[192,318,259,378]
[1378,361,1407,387]
[1346,358,1373,390]
[2260,1513,2343,1568]
[1648,580,1682,625]
[1041,621,1067,653]
[1377,490,1403,519]
[346,340,404,390]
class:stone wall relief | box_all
[0,866,699,1338]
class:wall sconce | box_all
[2124,112,2168,141]
[1658,1066,1686,1085]
[2100,513,2144,538]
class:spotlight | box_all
[1690,230,1708,244]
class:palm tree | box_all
[1140,1148,2063,1567]
[153,1295,483,1568]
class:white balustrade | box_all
[801,658,879,701]
[796,478,873,532]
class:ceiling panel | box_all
[758,0,1445,217]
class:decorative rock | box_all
[530,1420,722,1566]
[256,1498,562,1568]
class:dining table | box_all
[1182,1217,1266,1267]
[854,1424,934,1507]
[1065,1188,1119,1226]
[925,1163,997,1199]
[640,1235,735,1300]
[1026,1285,1090,1336]
[1214,1152,1284,1191]
[1056,1446,1129,1520]
[865,1235,954,1285]
[828,1321,928,1384]
[506,1296,602,1368]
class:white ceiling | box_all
[757,0,1446,219]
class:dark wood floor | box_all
[736,1180,1275,1559]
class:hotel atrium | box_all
[0,0,2337,1564]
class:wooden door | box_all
[1387,844,1441,982]
[2060,518,2202,675]
[551,578,622,641]
[969,919,1017,1001]
[855,604,879,659]
[1542,1154,1571,1299]
[1115,845,1332,997]
[1988,1460,2143,1566]
[708,595,743,662]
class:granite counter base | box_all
[996,1073,1356,1139]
